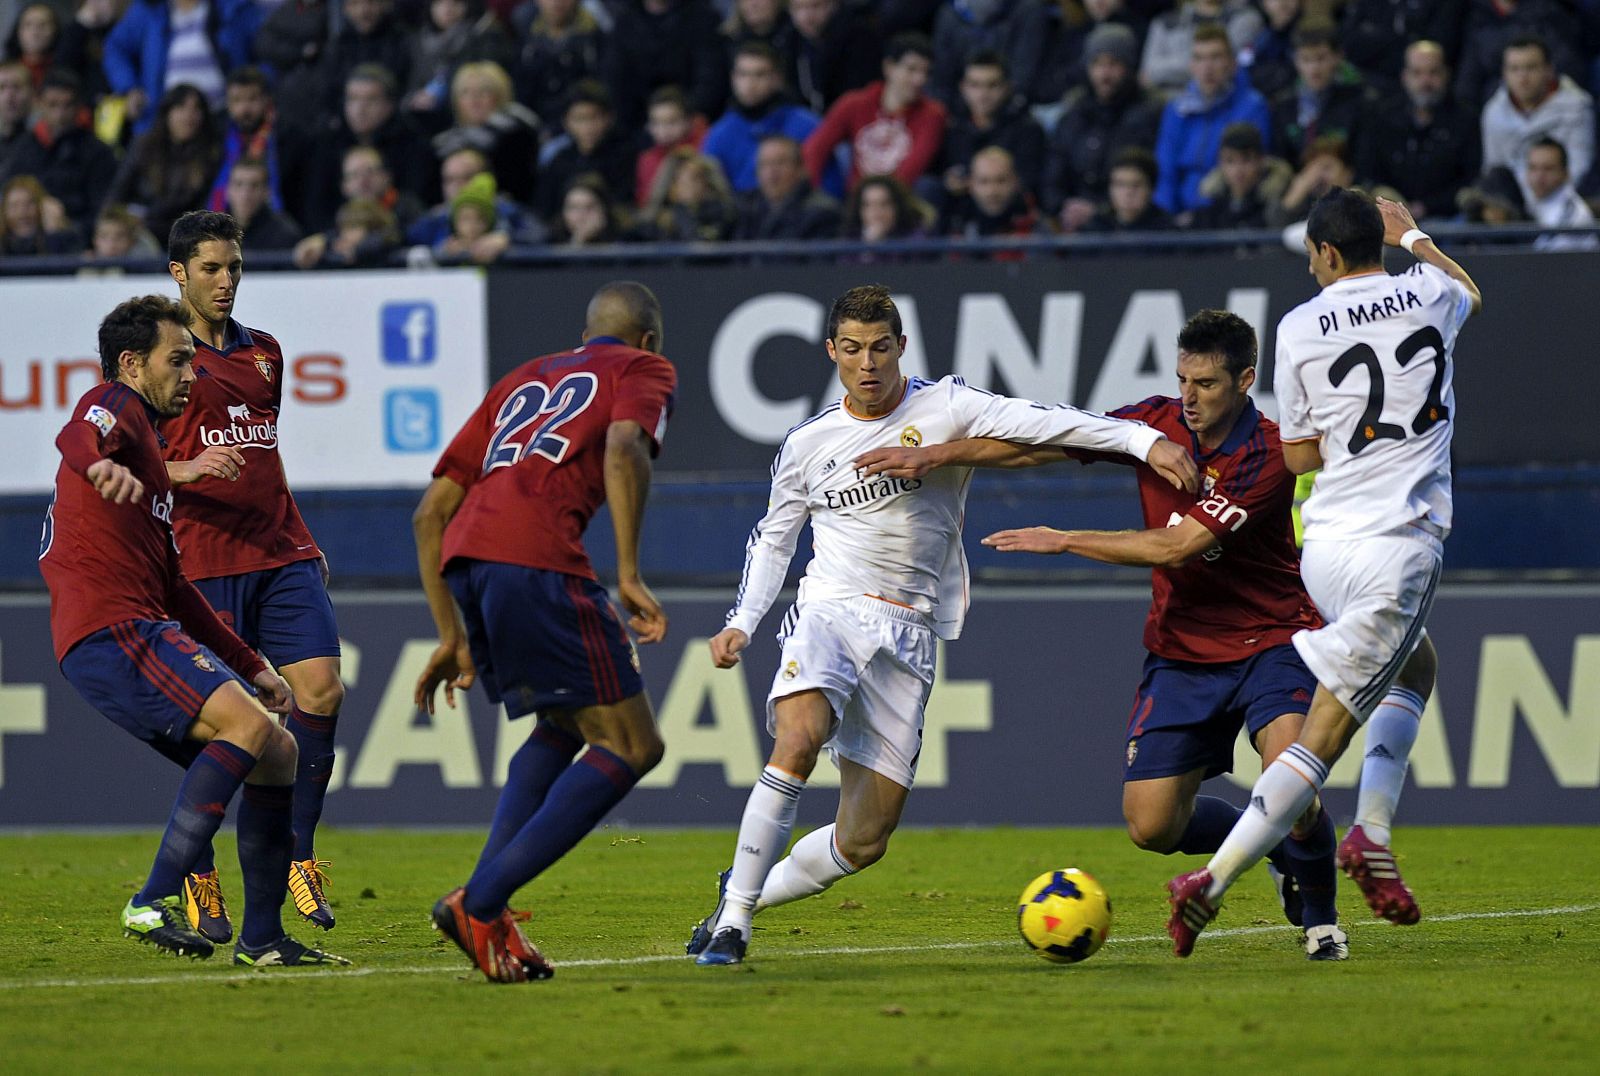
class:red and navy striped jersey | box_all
[433,339,676,580]
[158,321,321,580]
[40,382,263,678]
[1078,396,1320,664]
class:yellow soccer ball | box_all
[1017,868,1112,964]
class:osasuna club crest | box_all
[254,353,273,382]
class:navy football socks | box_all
[475,720,585,871]
[463,745,638,922]
[1175,795,1244,855]
[285,706,337,861]
[1286,805,1339,927]
[135,740,255,905]
[236,783,295,947]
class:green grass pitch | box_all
[2,827,1597,1073]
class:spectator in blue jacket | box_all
[1154,23,1270,218]
[702,41,837,195]
[102,0,261,135]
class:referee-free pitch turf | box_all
[2,827,1596,1074]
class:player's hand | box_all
[86,458,144,504]
[981,526,1072,554]
[169,446,245,485]
[318,554,330,586]
[251,670,293,715]
[709,627,750,669]
[1146,438,1200,493]
[414,639,476,714]
[1377,196,1419,247]
[618,576,668,644]
[854,445,938,478]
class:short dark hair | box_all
[39,68,81,101]
[98,295,187,380]
[647,85,689,112]
[168,210,243,266]
[1220,122,1263,155]
[733,40,783,70]
[565,79,613,114]
[1110,146,1158,187]
[884,32,933,65]
[226,65,271,92]
[1305,186,1384,270]
[1292,21,1339,52]
[1192,24,1231,51]
[827,284,901,340]
[1177,310,1257,381]
[1529,136,1569,170]
[1504,34,1550,63]
[963,49,1009,78]
[346,63,398,100]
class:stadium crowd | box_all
[0,0,1596,264]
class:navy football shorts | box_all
[1121,643,1317,782]
[61,619,246,763]
[193,557,340,668]
[445,559,643,719]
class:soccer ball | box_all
[1017,868,1112,964]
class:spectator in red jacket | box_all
[803,32,946,192]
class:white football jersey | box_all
[726,375,1163,640]
[1274,262,1474,541]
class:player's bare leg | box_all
[278,654,344,930]
[695,690,831,965]
[437,694,661,982]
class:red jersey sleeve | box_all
[610,353,677,455]
[432,393,497,491]
[56,391,129,477]
[1187,435,1288,545]
[893,97,948,186]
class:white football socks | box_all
[757,824,858,910]
[715,765,806,938]
[1205,744,1328,902]
[1355,687,1425,847]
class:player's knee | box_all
[205,694,276,756]
[296,676,344,717]
[1397,636,1437,697]
[627,727,665,776]
[1124,814,1181,854]
[835,828,890,869]
[251,723,298,784]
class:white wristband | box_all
[1400,228,1430,255]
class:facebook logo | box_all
[384,388,440,452]
[380,302,437,365]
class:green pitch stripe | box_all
[2,903,1594,992]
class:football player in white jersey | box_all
[686,284,1199,966]
[1167,189,1482,957]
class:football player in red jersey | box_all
[855,310,1349,961]
[412,281,676,982]
[41,294,346,968]
[157,211,344,942]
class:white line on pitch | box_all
[2,903,1593,993]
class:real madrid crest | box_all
[254,354,273,382]
[899,425,922,448]
[782,660,799,681]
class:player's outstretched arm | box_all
[412,476,475,713]
[983,516,1217,567]
[166,445,245,486]
[1378,197,1482,314]
[605,420,668,645]
[854,438,1060,478]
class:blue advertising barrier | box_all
[0,585,1596,828]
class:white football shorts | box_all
[766,595,936,789]
[1293,526,1444,722]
